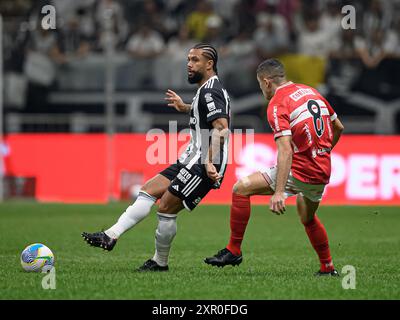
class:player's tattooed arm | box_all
[205,118,229,182]
[270,135,293,215]
[165,89,191,113]
[331,118,344,149]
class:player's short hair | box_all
[193,43,218,73]
[256,59,285,82]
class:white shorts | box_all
[262,166,326,202]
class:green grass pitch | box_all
[1,202,399,300]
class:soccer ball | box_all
[20,243,55,272]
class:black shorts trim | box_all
[159,162,181,181]
[159,162,224,211]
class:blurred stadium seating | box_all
[1,0,400,134]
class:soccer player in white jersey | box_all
[82,43,231,271]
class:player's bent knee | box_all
[140,177,168,199]
[232,180,251,196]
[158,202,170,213]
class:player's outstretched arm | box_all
[331,118,344,149]
[165,89,191,113]
[270,135,293,215]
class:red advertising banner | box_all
[3,134,400,205]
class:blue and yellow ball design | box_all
[21,243,55,272]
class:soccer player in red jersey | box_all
[205,59,344,276]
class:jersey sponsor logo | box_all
[171,185,179,192]
[311,147,331,159]
[207,101,216,112]
[303,123,313,145]
[207,108,222,118]
[193,197,202,205]
[177,168,192,184]
[289,88,315,102]
[205,92,213,103]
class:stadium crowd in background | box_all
[1,0,400,131]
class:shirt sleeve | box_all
[267,103,291,139]
[199,87,229,123]
[322,97,337,121]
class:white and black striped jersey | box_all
[178,75,231,177]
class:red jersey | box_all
[267,82,337,184]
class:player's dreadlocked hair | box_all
[256,59,286,83]
[193,43,218,74]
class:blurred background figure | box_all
[57,15,91,62]
[253,11,289,60]
[23,22,60,112]
[126,22,164,60]
[154,26,195,90]
[95,0,128,51]
[327,29,361,95]
[297,13,332,58]
[355,27,391,69]
[362,0,392,35]
[220,29,257,94]
[185,0,214,42]
[126,21,165,88]
[203,14,225,49]
[320,0,342,40]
